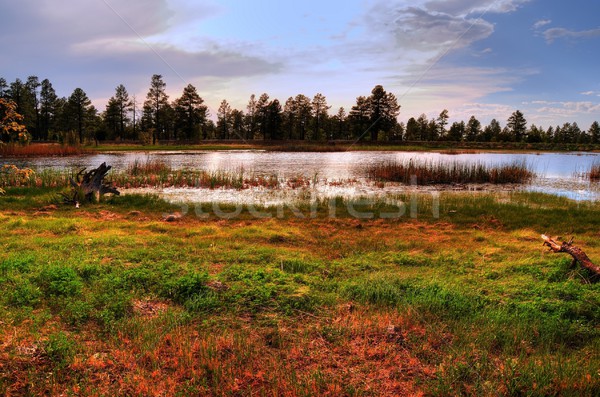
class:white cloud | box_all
[530,100,600,118]
[533,19,551,29]
[424,0,531,15]
[390,7,494,51]
[543,27,600,43]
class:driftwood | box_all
[61,162,119,205]
[541,234,600,277]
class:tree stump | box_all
[62,162,119,205]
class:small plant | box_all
[45,332,77,369]
[162,272,210,304]
[38,265,82,297]
[9,279,42,307]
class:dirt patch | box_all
[132,299,171,318]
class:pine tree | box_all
[507,110,527,142]
[67,88,93,144]
[173,84,207,141]
[143,74,169,144]
[39,79,57,140]
[589,121,600,144]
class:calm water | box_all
[3,150,600,202]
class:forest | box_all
[1,74,599,146]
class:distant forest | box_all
[1,74,599,145]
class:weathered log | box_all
[541,234,600,277]
[64,162,119,205]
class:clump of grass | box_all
[126,158,172,176]
[367,159,534,184]
[0,143,89,157]
[589,162,600,181]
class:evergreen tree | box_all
[245,94,257,140]
[447,121,465,141]
[405,117,419,141]
[416,114,428,141]
[367,85,400,141]
[173,84,207,141]
[0,78,8,98]
[465,116,481,142]
[333,107,347,140]
[230,109,245,140]
[256,93,270,140]
[39,79,58,139]
[217,99,232,139]
[26,76,41,139]
[507,110,527,142]
[143,74,169,144]
[311,93,330,141]
[66,88,93,144]
[266,99,283,140]
[437,109,449,140]
[485,119,502,142]
[348,96,370,140]
[589,121,600,144]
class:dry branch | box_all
[541,234,600,277]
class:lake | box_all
[3,150,600,202]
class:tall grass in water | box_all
[367,159,533,184]
[115,159,279,189]
[126,158,172,176]
[589,162,600,181]
[0,143,89,157]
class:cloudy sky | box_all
[2,0,599,127]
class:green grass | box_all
[0,188,598,395]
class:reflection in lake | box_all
[2,150,600,202]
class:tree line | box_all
[1,74,599,145]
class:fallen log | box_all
[62,162,119,205]
[541,234,600,277]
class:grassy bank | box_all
[0,189,599,395]
[0,143,89,157]
[90,141,600,153]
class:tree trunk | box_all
[541,234,600,277]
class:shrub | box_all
[38,265,82,297]
[162,272,210,304]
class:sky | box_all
[1,0,600,128]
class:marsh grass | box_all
[589,162,600,181]
[0,143,88,157]
[367,159,534,184]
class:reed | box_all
[126,158,172,176]
[589,162,600,181]
[367,159,534,185]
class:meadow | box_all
[0,181,599,396]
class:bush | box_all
[162,272,210,304]
[9,279,42,307]
[38,265,82,297]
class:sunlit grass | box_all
[0,190,598,395]
[367,159,534,184]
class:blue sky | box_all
[1,0,599,127]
